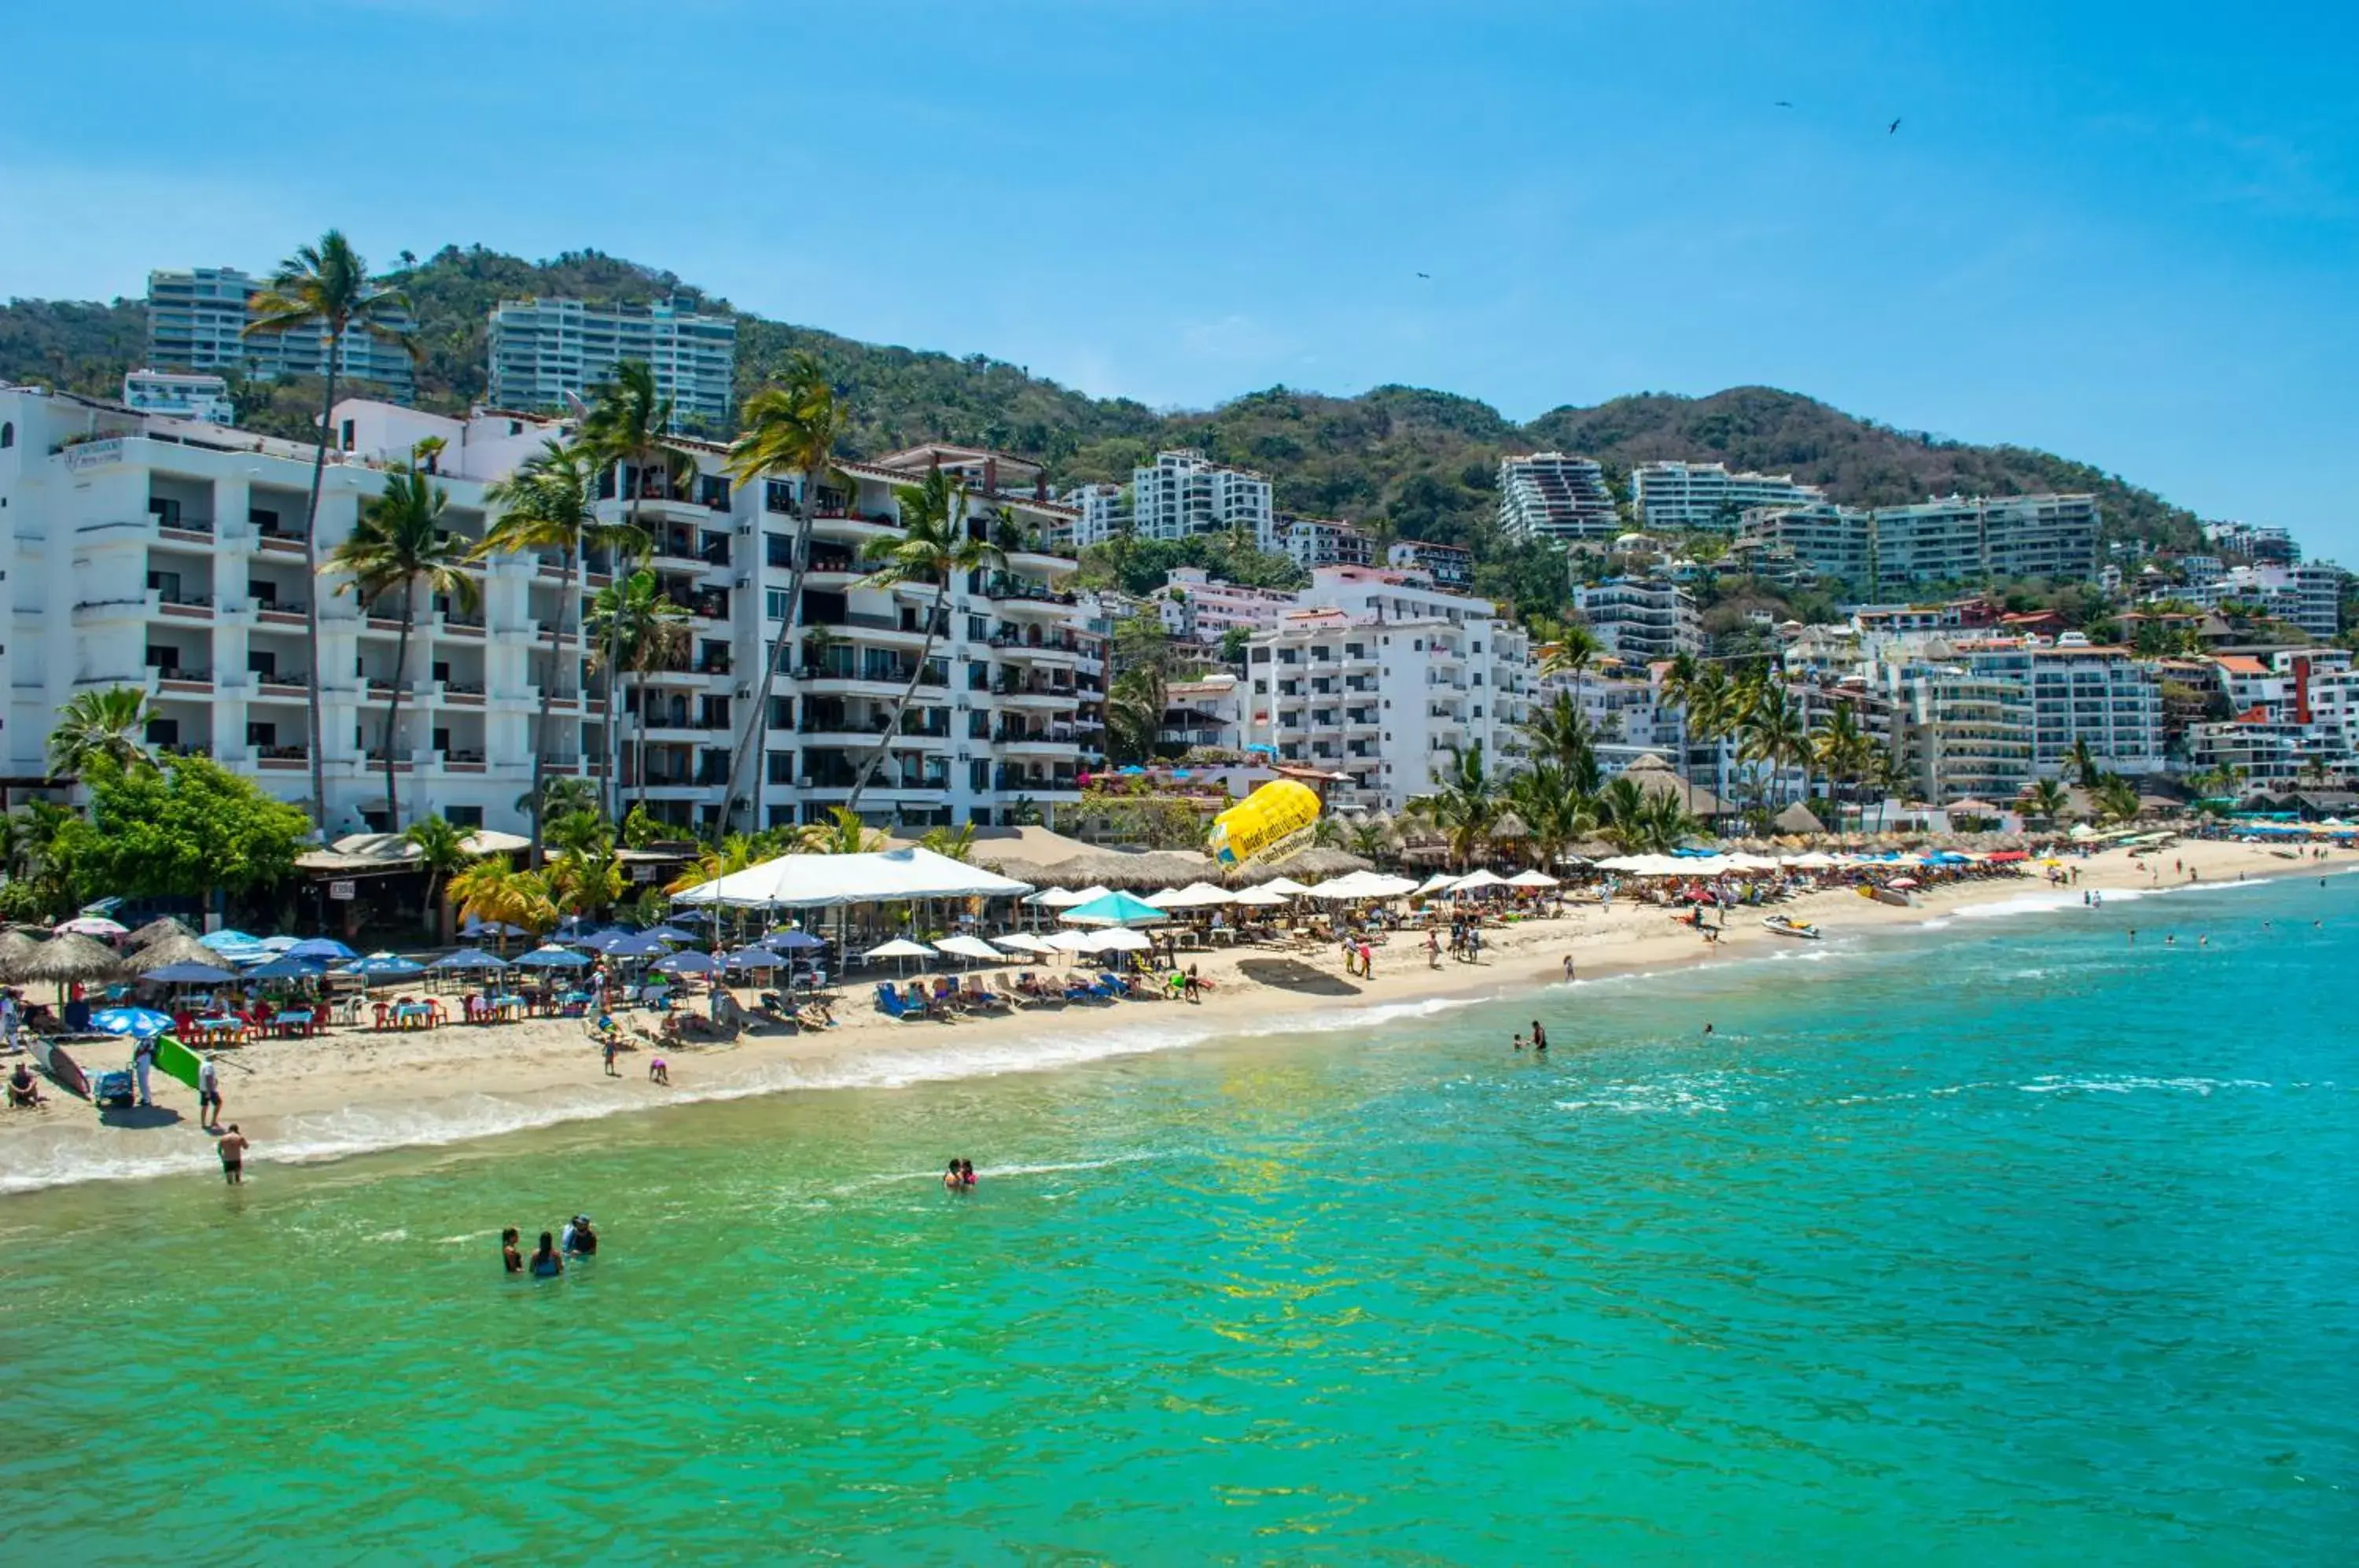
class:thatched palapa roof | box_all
[127,933,227,974]
[124,915,197,951]
[17,933,123,983]
[0,929,44,982]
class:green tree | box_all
[242,230,418,835]
[48,686,156,778]
[321,450,480,824]
[1809,705,1873,830]
[845,469,1007,814]
[403,815,477,931]
[1659,651,1702,813]
[2067,737,2102,790]
[50,756,313,906]
[1739,682,1811,812]
[1406,742,1499,869]
[1504,761,1598,870]
[584,571,691,815]
[719,354,855,841]
[480,439,625,867]
[2022,776,2071,827]
[576,360,687,817]
[2094,773,2141,825]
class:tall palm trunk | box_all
[525,542,576,871]
[381,576,415,824]
[719,480,816,845]
[300,329,344,838]
[844,582,946,815]
[603,488,643,823]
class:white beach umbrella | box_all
[1412,871,1462,896]
[1595,855,1651,873]
[1306,870,1419,900]
[1449,868,1512,893]
[1087,927,1154,953]
[863,938,935,960]
[1230,885,1294,907]
[935,934,1004,963]
[1142,887,1185,907]
[1044,929,1099,954]
[1258,877,1313,896]
[1156,882,1236,909]
[992,933,1053,955]
[1505,869,1560,889]
[1021,886,1076,907]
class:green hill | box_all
[0,242,2203,564]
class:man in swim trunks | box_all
[217,1124,248,1183]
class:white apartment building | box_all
[1738,494,2101,598]
[2172,563,2345,639]
[1273,517,1372,570]
[1155,569,1294,646]
[1498,453,1618,544]
[148,266,418,396]
[123,371,234,425]
[1058,482,1128,550]
[1631,461,1824,533]
[1244,568,1533,812]
[1955,639,2166,778]
[1870,657,2037,804]
[1386,539,1473,589]
[2204,521,2300,564]
[487,297,737,432]
[1130,450,1274,543]
[1158,673,1248,753]
[0,388,1103,837]
[1572,577,1702,661]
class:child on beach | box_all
[502,1228,524,1274]
[648,1055,670,1086]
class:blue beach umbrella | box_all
[604,933,669,959]
[515,944,592,970]
[140,962,239,985]
[642,926,695,944]
[1057,890,1170,929]
[245,955,328,981]
[724,945,789,970]
[257,935,301,952]
[199,929,262,953]
[286,937,359,961]
[764,930,825,951]
[90,1007,175,1038]
[344,954,425,979]
[431,948,512,972]
[653,951,722,976]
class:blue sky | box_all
[5,1,2354,558]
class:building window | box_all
[0,421,12,448]
[447,805,484,828]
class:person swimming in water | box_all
[529,1231,564,1278]
[1512,1032,1525,1051]
[945,1158,966,1192]
[501,1228,523,1275]
[961,1159,977,1189]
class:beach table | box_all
[488,994,525,1022]
[189,1014,248,1047]
[268,1008,316,1039]
[392,1001,436,1031]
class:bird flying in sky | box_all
[1888,116,1901,134]
[1775,101,1794,108]
[1416,272,1431,279]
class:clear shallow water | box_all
[5,878,2355,1562]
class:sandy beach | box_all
[2,835,2349,1194]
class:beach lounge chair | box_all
[958,977,1007,1011]
[1098,971,1147,1000]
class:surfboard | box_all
[153,1033,204,1093]
[31,1037,90,1100]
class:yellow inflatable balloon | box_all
[1208,779,1323,870]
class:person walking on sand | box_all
[601,1032,620,1077]
[217,1124,248,1184]
[131,1035,156,1108]
[0,988,18,1054]
[1562,954,1576,982]
[197,1055,222,1131]
[1359,940,1375,981]
[1427,929,1441,970]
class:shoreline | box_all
[3,838,2348,1196]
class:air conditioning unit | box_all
[734,574,750,588]
[734,685,750,699]
[797,776,814,789]
[735,524,753,536]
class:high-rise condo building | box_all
[1630,461,1824,533]
[1496,453,1618,543]
[1129,451,1275,543]
[487,298,737,432]
[1736,493,2101,598]
[146,267,417,396]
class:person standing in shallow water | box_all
[502,1228,524,1274]
[530,1232,563,1277]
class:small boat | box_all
[1858,885,1912,908]
[29,1036,90,1100]
[2270,849,2302,860]
[1762,915,1820,940]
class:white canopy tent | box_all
[1505,869,1561,889]
[863,938,935,960]
[1043,929,1099,953]
[674,846,1035,909]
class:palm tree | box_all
[320,452,481,825]
[719,355,855,842]
[918,822,978,863]
[2067,737,2101,790]
[1106,665,1165,764]
[49,686,156,778]
[585,571,692,815]
[1344,816,1396,867]
[403,815,477,933]
[1505,762,1597,871]
[550,847,626,922]
[242,230,418,836]
[1739,683,1811,817]
[1866,742,1909,833]
[1537,618,1606,714]
[2094,774,2141,825]
[667,833,760,896]
[1809,705,1871,832]
[1682,664,1736,826]
[845,469,1007,815]
[1519,689,1596,777]
[577,361,688,818]
[1406,743,1498,869]
[516,775,601,827]
[1660,651,1702,813]
[796,805,881,855]
[449,859,557,947]
[2022,776,2071,827]
[480,440,625,866]
[1595,775,1652,851]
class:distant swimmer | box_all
[1703,1023,1715,1036]
[561,1215,598,1257]
[530,1231,564,1278]
[1532,1020,1548,1053]
[945,1158,967,1193]
[2199,936,2209,948]
[1512,1032,1526,1051]
[2128,929,2136,944]
[962,1159,977,1189]
[217,1124,248,1185]
[502,1228,524,1275]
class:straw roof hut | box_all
[0,928,44,982]
[127,933,227,974]
[1033,848,1218,889]
[124,915,197,951]
[1772,801,1824,834]
[19,932,123,984]
[1489,809,1532,841]
[1252,846,1372,882]
[1621,754,1725,818]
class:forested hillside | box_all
[0,242,2203,559]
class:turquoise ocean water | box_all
[3,875,2355,1562]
